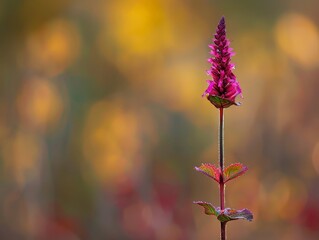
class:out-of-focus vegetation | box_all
[0,0,319,239]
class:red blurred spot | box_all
[36,207,85,240]
[299,200,319,231]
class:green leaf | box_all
[217,208,253,222]
[194,202,253,223]
[195,163,221,183]
[193,201,219,216]
[207,96,241,108]
[223,163,248,183]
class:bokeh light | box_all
[312,142,319,175]
[17,78,64,131]
[24,19,81,77]
[83,99,156,188]
[275,13,319,68]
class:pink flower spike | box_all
[203,17,242,108]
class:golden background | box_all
[0,0,319,239]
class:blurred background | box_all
[0,0,319,239]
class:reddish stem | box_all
[221,222,226,240]
[219,108,224,173]
[219,108,226,240]
[220,183,225,209]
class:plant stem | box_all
[219,108,226,240]
[220,222,226,240]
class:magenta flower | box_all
[203,17,242,108]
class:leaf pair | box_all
[195,163,247,183]
[193,201,253,223]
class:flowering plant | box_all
[194,17,253,240]
[202,17,242,108]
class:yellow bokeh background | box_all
[0,0,319,239]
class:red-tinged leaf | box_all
[195,163,221,183]
[193,201,218,216]
[217,208,253,222]
[223,163,248,183]
[194,202,253,223]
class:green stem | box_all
[219,108,226,240]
